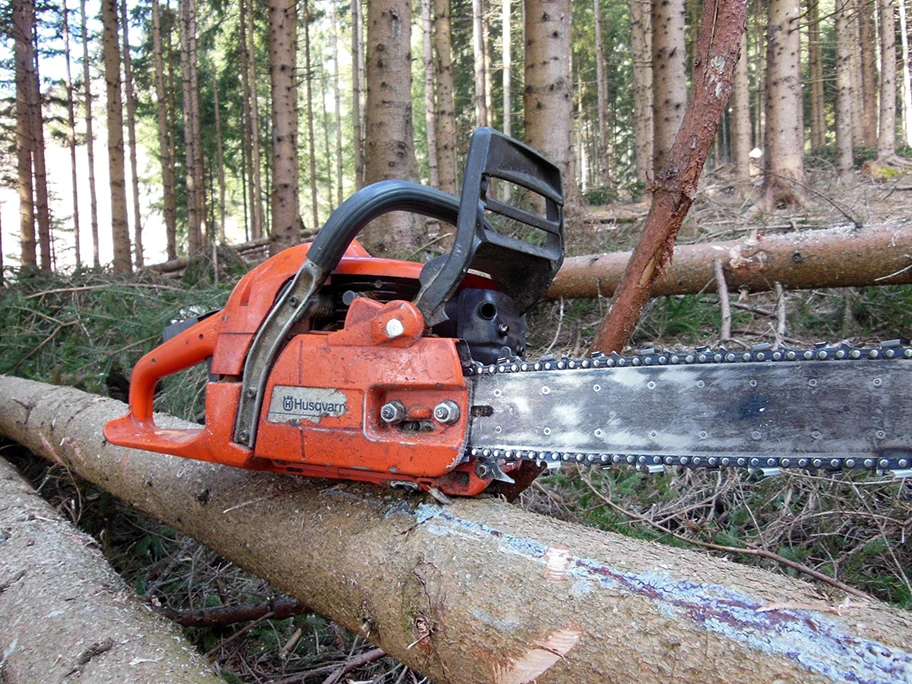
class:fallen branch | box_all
[1,376,911,683]
[578,471,871,600]
[322,647,386,684]
[713,259,732,342]
[550,221,912,300]
[156,597,310,628]
[590,0,748,352]
[0,456,219,683]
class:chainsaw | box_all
[105,128,912,501]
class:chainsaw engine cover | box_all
[255,298,470,481]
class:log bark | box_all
[0,456,219,683]
[549,222,912,300]
[2,377,912,683]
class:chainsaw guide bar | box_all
[466,343,912,481]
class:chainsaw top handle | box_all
[234,128,564,449]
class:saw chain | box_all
[465,340,912,482]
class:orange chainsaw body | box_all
[105,241,495,496]
[105,129,564,497]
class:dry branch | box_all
[550,222,912,301]
[156,598,310,628]
[0,456,219,683]
[589,0,748,352]
[1,376,912,683]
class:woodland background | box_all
[4,0,912,269]
[3,0,912,681]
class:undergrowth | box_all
[0,267,229,420]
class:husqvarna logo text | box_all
[267,386,348,425]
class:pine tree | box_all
[101,0,132,273]
[270,0,300,252]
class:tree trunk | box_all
[502,0,512,139]
[362,0,423,256]
[270,0,300,254]
[590,0,749,353]
[756,0,806,210]
[320,64,333,210]
[352,0,364,190]
[651,0,687,174]
[101,0,132,274]
[213,69,226,243]
[121,0,143,268]
[859,0,879,147]
[422,0,439,188]
[849,0,866,146]
[28,24,52,272]
[151,0,177,260]
[550,221,912,299]
[0,457,221,683]
[80,0,101,268]
[806,0,825,151]
[577,65,589,189]
[483,0,494,128]
[473,0,488,127]
[877,0,898,161]
[248,0,265,239]
[434,0,458,197]
[180,0,203,253]
[329,0,344,206]
[730,31,751,185]
[13,0,36,270]
[630,0,653,185]
[62,0,82,268]
[593,0,611,187]
[835,0,855,181]
[2,378,912,684]
[239,0,257,242]
[900,0,912,146]
[303,0,319,232]
[752,0,765,150]
[524,0,580,230]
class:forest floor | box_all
[3,159,912,682]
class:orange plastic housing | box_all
[104,241,495,496]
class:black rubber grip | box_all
[306,180,461,271]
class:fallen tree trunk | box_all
[1,376,911,683]
[0,455,219,683]
[147,230,317,275]
[549,222,912,300]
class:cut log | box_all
[1,376,911,683]
[550,222,912,300]
[0,455,220,683]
